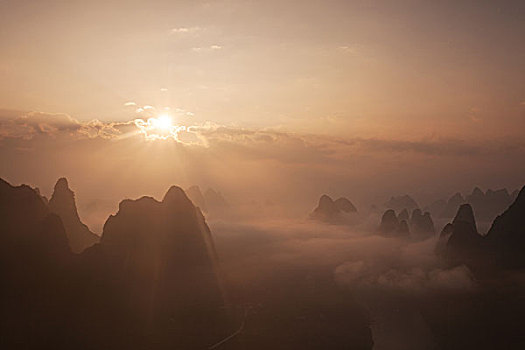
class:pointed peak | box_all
[55,177,69,190]
[319,194,334,204]
[51,178,74,202]
[162,186,191,205]
[382,209,397,219]
[453,204,477,231]
[472,187,484,196]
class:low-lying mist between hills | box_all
[209,218,477,349]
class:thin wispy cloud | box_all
[170,26,201,34]
[192,45,222,53]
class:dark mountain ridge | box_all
[439,186,525,270]
[49,177,99,252]
[0,178,231,349]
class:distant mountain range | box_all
[378,208,435,239]
[186,185,228,213]
[426,187,518,222]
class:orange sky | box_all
[0,0,523,140]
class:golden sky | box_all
[0,0,523,140]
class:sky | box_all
[0,0,524,227]
[1,0,523,137]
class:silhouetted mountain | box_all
[334,197,358,213]
[384,195,419,212]
[379,208,433,239]
[397,208,409,222]
[379,209,402,236]
[0,178,72,348]
[485,186,525,268]
[438,186,525,271]
[311,194,337,221]
[432,187,514,221]
[510,189,519,201]
[465,187,513,222]
[81,186,229,348]
[440,204,484,268]
[0,178,232,349]
[186,185,208,212]
[435,223,454,255]
[409,209,435,238]
[452,203,477,232]
[49,177,99,253]
[311,195,358,223]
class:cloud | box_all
[170,26,201,34]
[190,124,525,160]
[0,110,134,140]
[338,45,358,55]
[211,217,477,300]
[334,261,476,295]
[192,45,222,52]
[133,117,188,141]
[3,110,523,162]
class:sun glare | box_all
[152,114,173,130]
[134,114,188,141]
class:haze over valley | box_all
[1,1,524,349]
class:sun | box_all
[134,113,187,140]
[151,114,173,131]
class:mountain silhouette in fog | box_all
[384,194,419,212]
[426,187,516,222]
[439,186,525,270]
[409,209,435,238]
[0,178,230,349]
[49,177,99,252]
[186,184,208,212]
[485,186,525,268]
[186,185,228,214]
[310,194,358,223]
[378,208,434,239]
[379,209,407,237]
